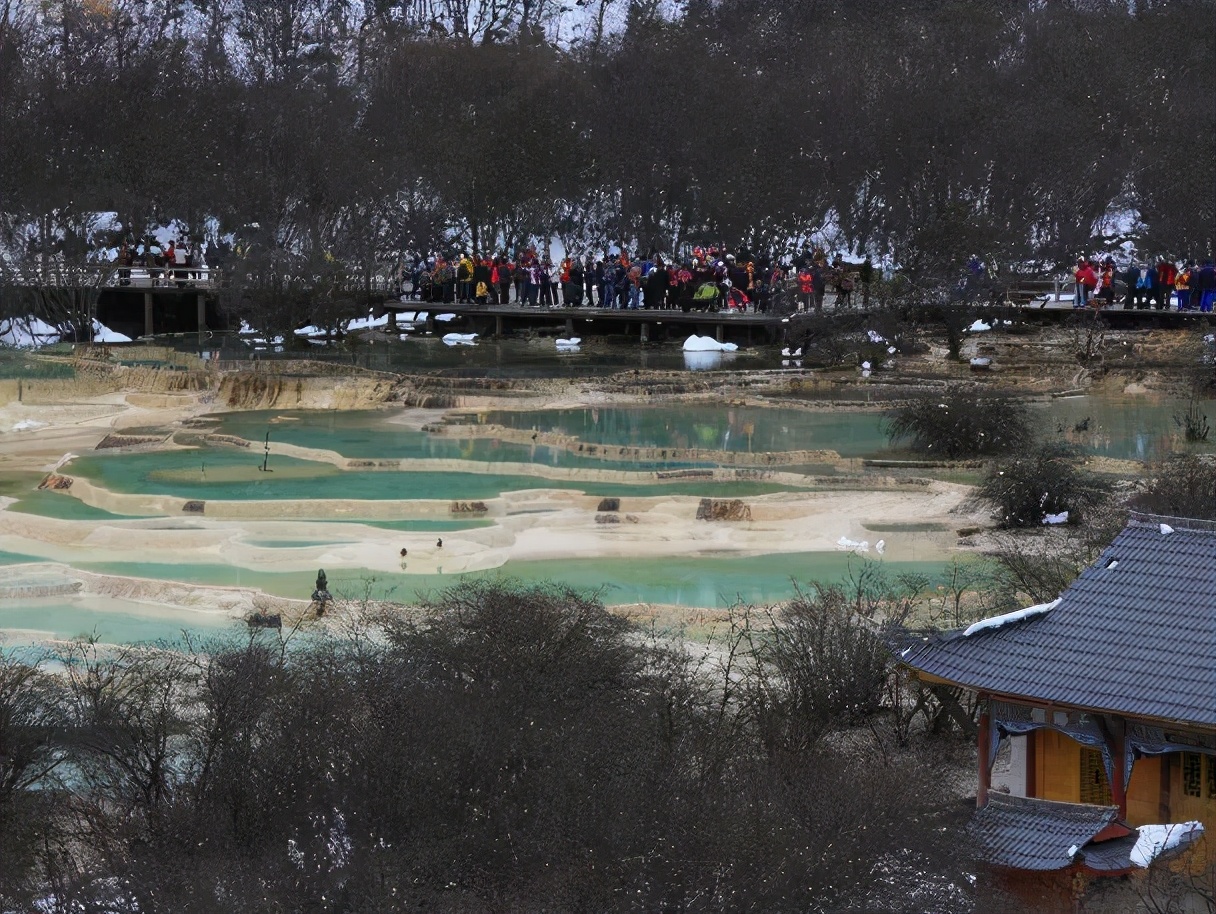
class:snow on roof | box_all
[1130,822,1204,868]
[963,598,1061,637]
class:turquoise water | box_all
[480,405,891,457]
[0,601,234,645]
[66,447,790,502]
[8,489,154,521]
[76,553,946,609]
[0,550,43,565]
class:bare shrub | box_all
[886,389,1034,459]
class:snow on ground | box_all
[0,317,62,348]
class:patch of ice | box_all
[968,320,992,332]
[964,599,1061,637]
[1130,822,1204,868]
[1042,511,1069,525]
[442,333,478,346]
[435,313,456,321]
[836,536,870,552]
[875,539,885,555]
[555,337,581,347]
[683,334,738,352]
[1160,523,1174,535]
[11,420,47,432]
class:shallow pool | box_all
[0,596,234,645]
[76,552,949,609]
[65,447,792,503]
[480,405,891,457]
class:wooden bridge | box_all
[387,302,787,345]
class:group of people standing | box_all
[115,238,203,287]
[406,247,871,314]
[1074,255,1216,312]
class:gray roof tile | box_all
[971,794,1118,870]
[903,515,1216,726]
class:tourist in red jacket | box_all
[1074,258,1098,308]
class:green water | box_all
[1035,396,1216,460]
[76,553,946,609]
[66,447,790,502]
[481,405,891,457]
[206,410,711,471]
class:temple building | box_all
[901,514,1213,886]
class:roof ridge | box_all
[1127,512,1216,534]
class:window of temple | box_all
[1182,752,1202,798]
[1080,747,1113,805]
[1205,755,1216,799]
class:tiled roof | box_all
[971,794,1118,870]
[902,515,1216,726]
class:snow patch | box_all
[1130,822,1204,868]
[91,319,131,343]
[11,420,47,432]
[683,334,738,352]
[435,313,456,322]
[1159,523,1175,535]
[442,333,478,346]
[555,337,582,348]
[968,320,991,332]
[0,316,62,348]
[836,536,870,552]
[866,330,887,343]
[1042,511,1069,525]
[963,598,1061,637]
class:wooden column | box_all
[640,322,650,343]
[144,292,154,338]
[196,293,206,333]
[977,699,991,808]
[1025,730,1037,798]
[715,323,723,342]
[495,315,503,337]
[565,318,574,335]
[1109,731,1127,817]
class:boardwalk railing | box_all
[3,263,402,295]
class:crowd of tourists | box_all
[114,237,205,287]
[404,248,873,313]
[1073,255,1216,312]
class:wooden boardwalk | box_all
[385,302,786,345]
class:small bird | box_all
[436,538,443,548]
[399,547,408,557]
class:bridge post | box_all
[144,292,154,338]
[196,293,206,337]
[640,322,650,343]
[565,318,574,336]
[495,315,503,337]
[715,323,723,342]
